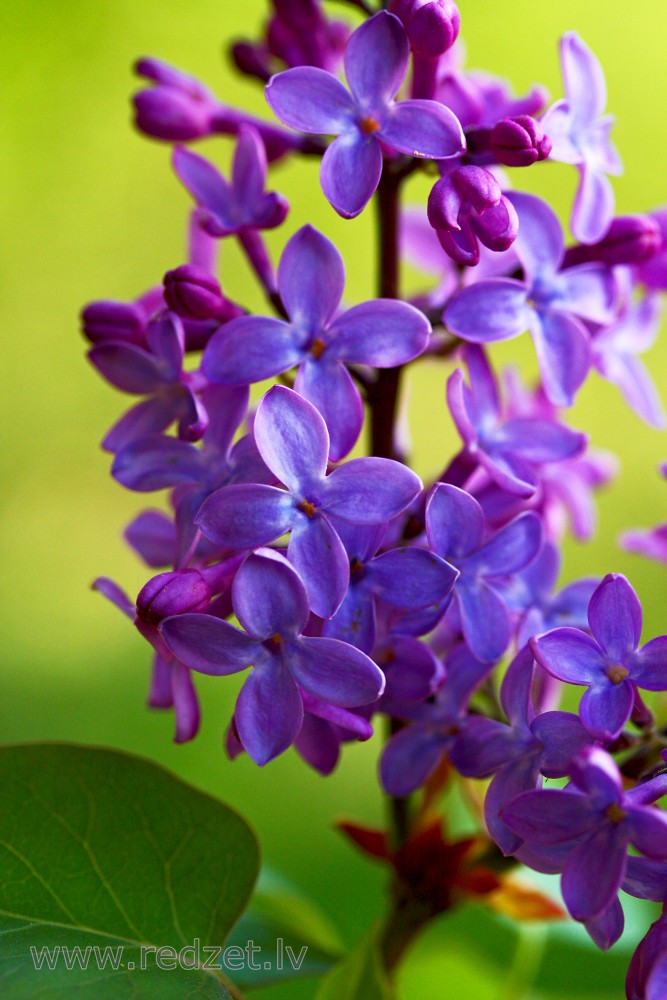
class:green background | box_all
[2,1,666,996]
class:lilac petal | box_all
[380,725,447,797]
[265,66,355,134]
[254,385,329,490]
[530,628,606,685]
[444,279,531,343]
[89,343,165,393]
[124,510,175,568]
[233,549,309,639]
[146,314,184,374]
[622,525,667,564]
[278,225,345,329]
[532,711,593,777]
[290,636,385,706]
[380,100,465,159]
[160,613,259,675]
[605,354,666,429]
[203,384,250,455]
[344,11,409,110]
[232,125,267,215]
[623,856,667,902]
[588,573,642,660]
[561,31,607,126]
[585,897,624,952]
[323,582,376,652]
[446,370,477,448]
[302,696,373,740]
[478,448,537,498]
[632,636,667,690]
[540,100,580,165]
[500,646,535,727]
[173,147,234,227]
[628,808,667,859]
[580,680,634,738]
[102,397,177,452]
[295,358,363,463]
[379,636,443,701]
[112,436,204,491]
[425,483,484,560]
[328,300,430,366]
[450,716,520,777]
[456,577,510,662]
[324,458,421,524]
[295,715,340,776]
[496,419,586,463]
[196,483,294,547]
[148,655,173,708]
[502,788,595,844]
[572,166,614,244]
[562,824,627,920]
[506,191,564,280]
[320,131,383,219]
[530,309,590,407]
[485,757,541,855]
[171,661,200,743]
[236,662,303,766]
[369,548,457,610]
[469,512,542,577]
[287,515,349,619]
[648,956,667,1000]
[202,316,302,384]
[554,263,616,325]
[93,577,134,618]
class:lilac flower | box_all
[163,265,242,323]
[540,32,622,243]
[425,482,542,661]
[173,125,288,237]
[452,647,592,854]
[88,312,207,452]
[322,522,458,652]
[502,746,667,921]
[195,386,422,618]
[380,642,492,796]
[265,11,465,218]
[444,191,618,406]
[627,908,667,1000]
[427,166,518,266]
[591,291,666,429]
[637,208,667,290]
[447,345,587,496]
[202,225,430,459]
[489,115,551,167]
[530,573,667,739]
[564,214,662,268]
[622,525,667,565]
[160,548,385,765]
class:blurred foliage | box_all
[1,0,666,996]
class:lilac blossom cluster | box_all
[85,1,667,993]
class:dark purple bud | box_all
[132,58,219,142]
[81,300,146,346]
[136,570,211,628]
[428,166,518,265]
[563,214,663,268]
[391,0,460,56]
[230,41,273,83]
[163,265,241,322]
[490,115,551,167]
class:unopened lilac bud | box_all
[428,166,518,265]
[136,570,211,629]
[81,300,146,346]
[133,58,219,141]
[490,115,551,167]
[391,0,460,56]
[164,265,240,322]
[563,214,662,268]
[230,41,273,83]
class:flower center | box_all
[606,663,630,685]
[310,337,327,360]
[605,802,628,824]
[350,557,365,576]
[297,499,317,519]
[359,115,381,135]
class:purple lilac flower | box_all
[622,526,667,565]
[265,11,465,218]
[163,265,242,323]
[173,125,288,237]
[321,522,458,652]
[425,482,542,661]
[373,630,445,708]
[444,191,618,406]
[447,345,587,497]
[530,573,667,739]
[540,32,622,243]
[502,746,667,921]
[564,215,662,269]
[637,207,667,290]
[195,386,422,618]
[427,166,518,266]
[88,312,207,452]
[627,908,667,1000]
[488,115,551,167]
[160,548,385,765]
[452,647,592,854]
[380,642,492,796]
[202,225,430,459]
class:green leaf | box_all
[0,742,260,999]
[227,867,344,989]
[315,923,393,1000]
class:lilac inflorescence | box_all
[85,2,667,992]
